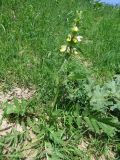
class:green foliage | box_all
[86,75,120,112]
[84,116,118,137]
[3,99,28,117]
[0,0,120,159]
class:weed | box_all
[0,0,120,159]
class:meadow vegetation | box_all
[0,0,120,159]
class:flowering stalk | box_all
[60,10,83,58]
[52,11,83,109]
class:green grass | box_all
[81,3,120,77]
[0,0,81,86]
[0,0,120,159]
[1,0,119,86]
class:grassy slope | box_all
[81,3,120,77]
[0,0,82,86]
[0,0,120,159]
[1,0,119,87]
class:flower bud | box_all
[71,26,79,32]
[60,45,67,53]
[66,34,72,42]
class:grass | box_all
[81,3,120,77]
[0,0,120,159]
[1,0,119,86]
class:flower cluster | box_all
[60,11,83,56]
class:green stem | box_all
[52,58,68,109]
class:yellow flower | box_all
[66,34,72,42]
[72,35,83,43]
[73,37,78,43]
[73,48,78,55]
[60,45,67,53]
[71,26,79,32]
[74,51,78,55]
